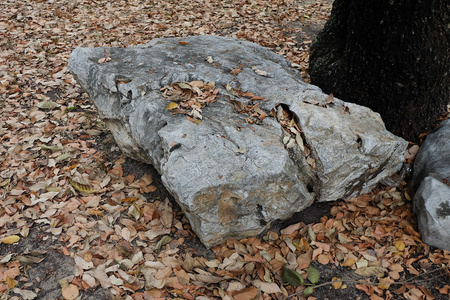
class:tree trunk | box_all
[309,0,450,141]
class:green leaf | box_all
[55,152,70,162]
[307,266,320,284]
[282,264,304,286]
[303,286,314,296]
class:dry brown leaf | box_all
[252,280,282,294]
[6,276,17,289]
[62,284,79,300]
[232,286,259,300]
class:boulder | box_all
[68,35,407,247]
[413,120,450,250]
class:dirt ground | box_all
[2,151,449,299]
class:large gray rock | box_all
[413,120,450,250]
[68,35,407,247]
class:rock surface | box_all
[413,120,450,250]
[69,35,407,247]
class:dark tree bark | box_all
[309,0,449,141]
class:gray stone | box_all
[413,120,450,250]
[413,119,450,187]
[68,35,407,247]
[413,176,450,250]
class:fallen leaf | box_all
[394,240,405,251]
[62,284,79,300]
[232,287,259,300]
[307,265,320,284]
[11,288,37,300]
[282,265,304,286]
[166,102,179,110]
[155,235,172,251]
[252,66,268,76]
[253,280,282,294]
[6,276,17,289]
[355,266,386,277]
[68,178,96,193]
[37,101,59,109]
[331,277,342,289]
[1,235,20,244]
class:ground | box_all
[1,0,450,300]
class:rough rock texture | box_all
[68,35,407,247]
[413,120,450,250]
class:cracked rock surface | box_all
[69,35,407,247]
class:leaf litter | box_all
[1,0,449,299]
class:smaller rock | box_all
[413,176,450,250]
[413,119,450,187]
[413,119,450,250]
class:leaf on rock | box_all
[230,99,245,112]
[324,93,334,104]
[252,66,268,76]
[186,115,201,125]
[177,82,193,90]
[166,102,179,110]
[231,67,242,75]
[225,83,238,96]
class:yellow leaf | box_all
[1,235,20,244]
[6,276,17,289]
[293,237,311,252]
[68,178,96,194]
[0,178,9,187]
[378,278,391,290]
[331,277,342,289]
[342,258,356,267]
[166,102,179,110]
[394,240,405,251]
[378,282,390,290]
